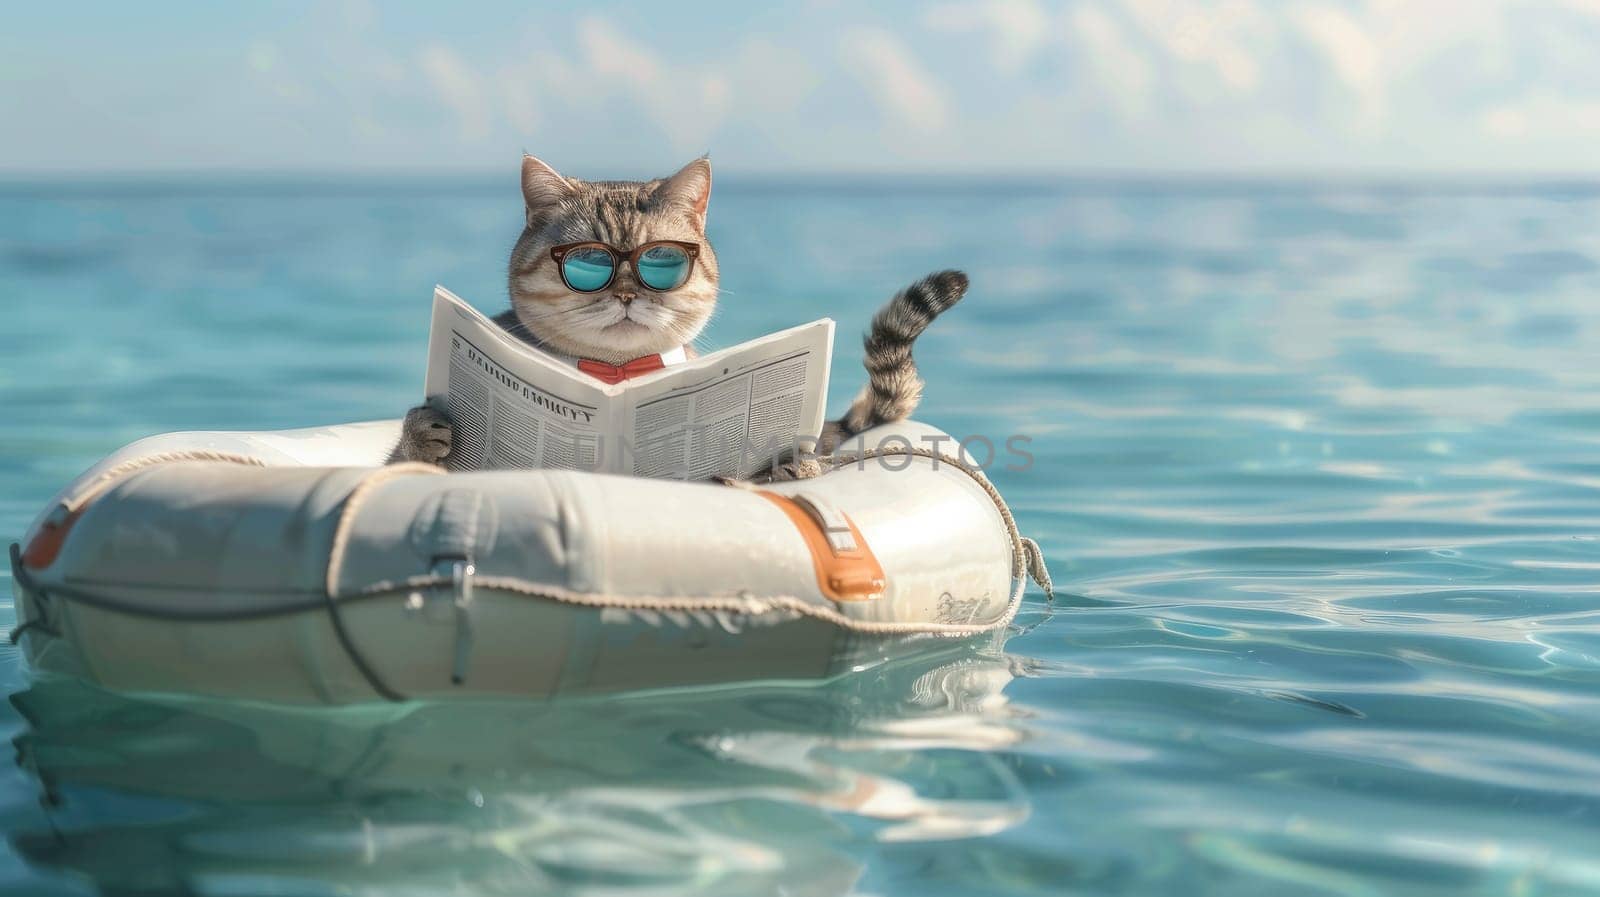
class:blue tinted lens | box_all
[563,248,615,292]
[637,245,691,290]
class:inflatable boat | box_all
[9,419,1051,704]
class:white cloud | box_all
[1328,0,1509,84]
[418,46,492,141]
[1122,0,1265,93]
[339,0,378,31]
[1555,0,1600,13]
[923,0,1053,73]
[1482,95,1600,139]
[839,27,950,134]
[11,0,1600,174]
[500,77,540,139]
[246,41,279,75]
[1067,5,1154,121]
[727,38,820,115]
[1294,3,1384,133]
[576,17,664,93]
[1295,5,1380,95]
[574,17,729,153]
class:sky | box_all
[4,0,1600,177]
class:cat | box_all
[390,154,968,478]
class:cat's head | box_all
[507,155,719,365]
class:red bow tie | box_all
[576,353,667,384]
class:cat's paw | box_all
[765,456,827,482]
[393,404,453,465]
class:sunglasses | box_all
[549,240,701,293]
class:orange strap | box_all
[758,493,886,602]
[21,509,82,570]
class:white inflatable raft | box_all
[9,419,1050,704]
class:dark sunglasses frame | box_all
[549,240,702,293]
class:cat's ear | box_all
[521,154,574,229]
[653,156,712,233]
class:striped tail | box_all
[830,269,969,445]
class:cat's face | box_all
[507,155,719,365]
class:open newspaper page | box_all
[619,320,834,480]
[423,287,616,472]
[422,286,834,479]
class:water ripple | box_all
[6,182,1600,895]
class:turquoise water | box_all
[4,178,1600,895]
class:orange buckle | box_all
[758,492,886,602]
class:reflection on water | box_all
[8,633,1031,896]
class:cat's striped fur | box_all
[774,270,966,478]
[391,155,966,476]
[502,157,719,366]
[841,269,968,436]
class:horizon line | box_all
[2,167,1599,196]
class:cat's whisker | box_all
[509,309,579,324]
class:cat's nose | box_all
[614,290,636,306]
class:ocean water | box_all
[2,177,1600,895]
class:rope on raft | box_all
[10,444,1057,702]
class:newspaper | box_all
[422,286,835,479]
